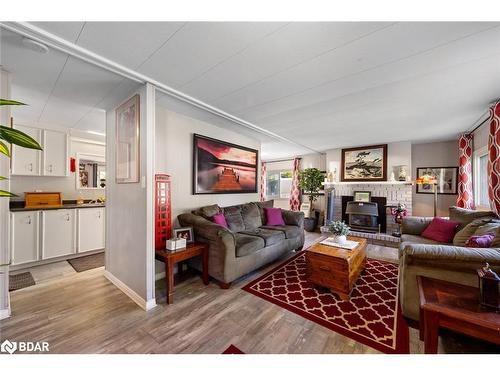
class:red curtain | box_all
[260,161,266,202]
[457,133,474,209]
[488,101,500,216]
[289,158,301,211]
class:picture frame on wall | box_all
[416,167,459,195]
[115,94,140,183]
[353,191,371,202]
[193,134,258,194]
[341,144,388,182]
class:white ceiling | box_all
[1,22,500,158]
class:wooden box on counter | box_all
[25,192,63,209]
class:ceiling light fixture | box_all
[21,37,49,54]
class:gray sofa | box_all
[178,200,304,288]
[398,206,500,321]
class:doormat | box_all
[68,252,105,272]
[9,272,35,291]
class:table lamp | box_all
[415,173,438,217]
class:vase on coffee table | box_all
[332,235,347,244]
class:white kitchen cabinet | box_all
[42,130,68,176]
[41,209,76,260]
[10,211,40,265]
[11,125,42,176]
[77,207,105,253]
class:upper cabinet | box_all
[11,125,42,176]
[11,125,68,177]
[43,130,68,177]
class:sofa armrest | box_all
[177,213,235,242]
[401,243,500,270]
[401,216,433,235]
[282,210,304,228]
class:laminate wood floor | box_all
[0,232,495,354]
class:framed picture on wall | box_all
[341,144,387,182]
[193,134,258,194]
[353,191,371,202]
[416,167,459,195]
[115,94,140,183]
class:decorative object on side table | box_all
[298,167,324,232]
[115,94,140,184]
[172,227,194,243]
[327,220,350,244]
[341,144,388,182]
[166,238,186,251]
[477,263,500,311]
[390,203,408,237]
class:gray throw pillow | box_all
[223,205,245,232]
[449,206,496,230]
[255,200,274,222]
[453,218,494,246]
[195,204,221,219]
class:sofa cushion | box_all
[453,218,494,246]
[261,225,302,239]
[239,228,286,247]
[223,205,245,232]
[449,206,497,230]
[234,233,265,257]
[194,204,221,219]
[254,199,274,223]
[241,203,262,230]
[401,234,445,246]
[421,217,459,243]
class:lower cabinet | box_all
[41,209,77,260]
[10,211,40,266]
[77,207,105,253]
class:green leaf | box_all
[0,99,26,106]
[0,176,7,180]
[0,141,10,157]
[0,126,42,150]
[0,190,17,197]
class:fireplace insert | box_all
[345,201,379,233]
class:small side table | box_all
[155,242,209,304]
[417,276,500,354]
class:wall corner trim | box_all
[104,270,157,311]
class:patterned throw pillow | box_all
[465,234,495,248]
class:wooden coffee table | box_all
[155,242,209,304]
[305,236,367,300]
[417,276,500,354]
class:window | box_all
[474,146,490,210]
[266,170,293,199]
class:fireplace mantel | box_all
[323,181,413,187]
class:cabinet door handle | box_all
[319,265,331,272]
[48,164,53,173]
[65,214,70,221]
[28,163,33,171]
[26,216,32,225]
[97,212,101,218]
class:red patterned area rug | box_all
[242,252,409,354]
[222,345,245,354]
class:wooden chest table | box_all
[305,237,367,300]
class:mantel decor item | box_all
[116,94,140,183]
[328,220,350,244]
[193,134,258,194]
[353,191,371,202]
[341,144,387,182]
[477,263,500,311]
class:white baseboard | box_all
[104,270,156,311]
[0,307,10,320]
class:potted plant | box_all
[328,220,350,244]
[298,167,324,232]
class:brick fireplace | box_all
[324,182,413,235]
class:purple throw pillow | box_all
[421,217,459,243]
[465,234,495,248]
[264,207,285,226]
[212,212,228,229]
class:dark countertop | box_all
[10,200,105,212]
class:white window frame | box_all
[473,145,490,210]
[266,169,293,200]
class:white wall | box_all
[155,107,261,222]
[105,84,156,309]
[10,137,106,200]
[412,140,458,217]
[0,70,11,318]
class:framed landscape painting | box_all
[115,94,140,183]
[341,144,387,182]
[193,134,258,194]
[416,167,458,195]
